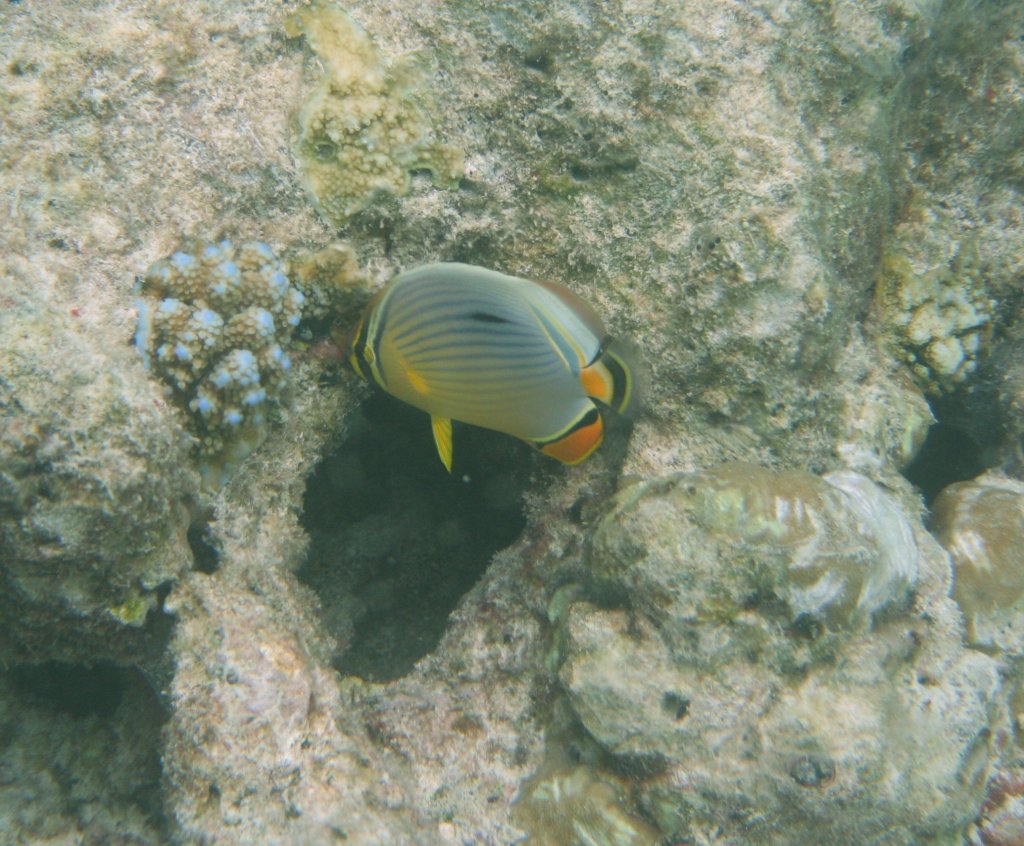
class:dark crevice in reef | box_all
[11,660,129,718]
[187,508,220,575]
[299,392,533,681]
[903,420,985,505]
[2,661,170,839]
[903,368,1023,505]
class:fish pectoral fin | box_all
[431,415,454,473]
[400,356,431,396]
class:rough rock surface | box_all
[0,260,196,665]
[554,467,1001,844]
[1,0,1022,845]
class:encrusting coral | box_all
[286,0,463,226]
[663,462,920,629]
[135,240,302,489]
[514,759,660,846]
[876,228,995,395]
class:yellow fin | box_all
[431,415,454,473]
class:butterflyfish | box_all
[345,263,638,472]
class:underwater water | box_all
[1,0,1022,844]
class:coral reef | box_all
[286,0,463,226]
[163,569,431,845]
[514,760,660,846]
[1,0,1021,844]
[607,462,920,631]
[967,766,1024,846]
[543,463,1001,845]
[932,471,1024,651]
[0,664,167,845]
[135,239,369,489]
[135,240,302,489]
[287,241,370,324]
[874,0,1024,467]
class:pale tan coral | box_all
[514,758,660,846]
[673,462,920,628]
[287,1,462,226]
[932,471,1024,649]
[287,241,370,322]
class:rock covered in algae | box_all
[543,462,1001,845]
[874,1,1024,404]
[163,555,431,844]
[0,665,166,845]
[286,0,463,227]
[932,471,1024,652]
[0,262,196,664]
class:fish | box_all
[345,262,638,472]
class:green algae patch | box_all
[286,1,463,226]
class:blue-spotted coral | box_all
[135,240,303,489]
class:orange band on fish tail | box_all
[538,409,604,465]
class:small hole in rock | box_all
[300,393,532,681]
[903,422,985,504]
[188,510,220,574]
[661,691,690,721]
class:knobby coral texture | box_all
[135,240,302,489]
[286,0,463,226]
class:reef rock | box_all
[0,259,197,665]
[1,0,1021,844]
[286,0,463,226]
[546,463,1002,845]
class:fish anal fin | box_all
[536,405,604,465]
[431,415,454,473]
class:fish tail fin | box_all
[533,403,604,465]
[581,337,643,418]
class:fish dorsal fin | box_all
[431,415,454,473]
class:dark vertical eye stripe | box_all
[602,347,631,413]
[351,319,374,381]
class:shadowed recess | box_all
[11,660,129,718]
[2,661,170,839]
[299,392,532,681]
[903,422,985,505]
